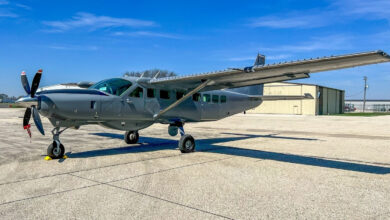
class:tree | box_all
[123,69,177,78]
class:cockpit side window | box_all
[89,78,132,96]
[193,93,200,101]
[129,87,144,98]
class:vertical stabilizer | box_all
[254,53,265,66]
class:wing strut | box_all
[153,79,213,120]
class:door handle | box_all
[125,98,132,104]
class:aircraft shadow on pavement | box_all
[66,132,390,175]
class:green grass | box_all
[335,112,390,117]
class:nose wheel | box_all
[47,141,65,159]
[47,127,68,159]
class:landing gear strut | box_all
[124,130,139,144]
[47,127,67,159]
[173,122,195,153]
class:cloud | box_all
[0,10,17,17]
[48,45,99,51]
[0,1,31,18]
[249,12,331,29]
[335,0,390,21]
[259,35,353,52]
[15,3,31,10]
[43,12,156,32]
[249,0,390,29]
[113,31,182,39]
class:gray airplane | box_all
[16,51,390,159]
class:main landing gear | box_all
[124,131,139,144]
[47,127,68,159]
[169,123,195,153]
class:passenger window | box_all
[193,93,200,102]
[147,88,155,98]
[203,94,211,102]
[176,91,184,100]
[212,95,219,103]
[129,87,144,98]
[221,95,227,103]
[160,90,170,99]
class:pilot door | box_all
[121,86,147,120]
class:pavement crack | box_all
[68,157,235,220]
[0,155,233,217]
[0,145,228,187]
[0,183,101,207]
[0,153,182,186]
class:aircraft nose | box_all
[37,95,55,117]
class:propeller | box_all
[18,70,45,138]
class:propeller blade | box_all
[23,107,31,127]
[21,71,31,95]
[30,69,42,98]
[32,106,45,135]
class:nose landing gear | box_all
[47,127,68,159]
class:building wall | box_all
[248,82,317,115]
[319,87,345,115]
[248,82,344,115]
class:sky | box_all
[0,0,390,99]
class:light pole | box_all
[363,76,368,112]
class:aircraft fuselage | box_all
[36,77,262,131]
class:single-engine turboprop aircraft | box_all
[16,51,390,159]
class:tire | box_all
[124,131,139,144]
[179,134,195,153]
[47,142,65,159]
[168,125,178,136]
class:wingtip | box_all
[21,71,26,75]
[37,69,43,73]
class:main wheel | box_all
[179,134,195,153]
[124,131,139,144]
[47,141,65,159]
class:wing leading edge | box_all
[149,50,390,91]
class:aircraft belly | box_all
[99,120,153,131]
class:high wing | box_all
[149,50,390,91]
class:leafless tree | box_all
[123,69,177,78]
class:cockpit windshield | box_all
[89,78,132,96]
